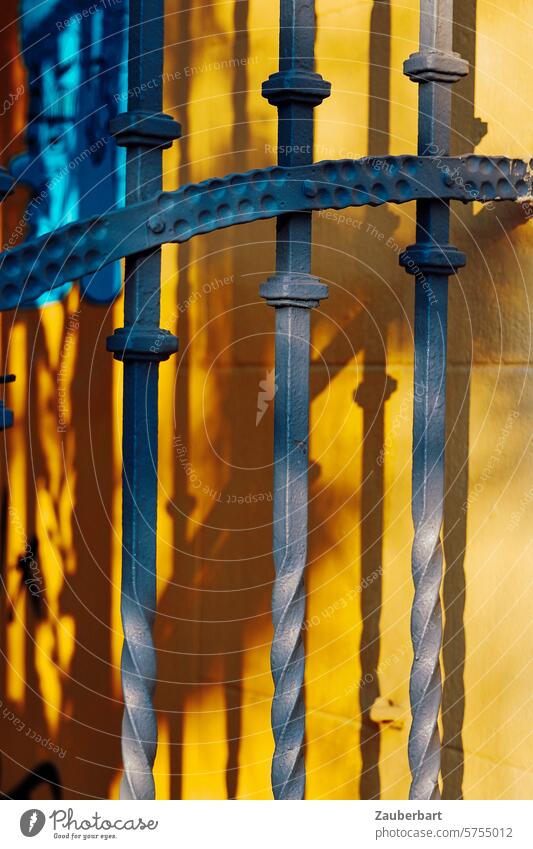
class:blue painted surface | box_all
[9,0,127,307]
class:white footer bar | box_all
[5,799,533,848]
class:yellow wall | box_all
[1,0,532,800]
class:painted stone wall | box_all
[1,0,532,799]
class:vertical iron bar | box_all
[107,0,180,800]
[0,374,15,431]
[401,0,467,800]
[0,170,14,431]
[261,0,330,800]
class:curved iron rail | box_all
[0,155,530,311]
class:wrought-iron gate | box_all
[0,0,531,800]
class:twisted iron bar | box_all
[119,492,158,800]
[269,302,311,799]
[108,0,180,799]
[403,0,467,799]
[261,278,327,798]
[261,0,330,799]
[408,277,450,800]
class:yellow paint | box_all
[154,716,172,800]
[111,294,124,697]
[34,620,62,735]
[181,685,229,800]
[6,322,27,706]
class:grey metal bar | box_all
[0,169,15,431]
[0,373,15,431]
[402,0,468,800]
[261,0,330,800]
[106,0,181,800]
